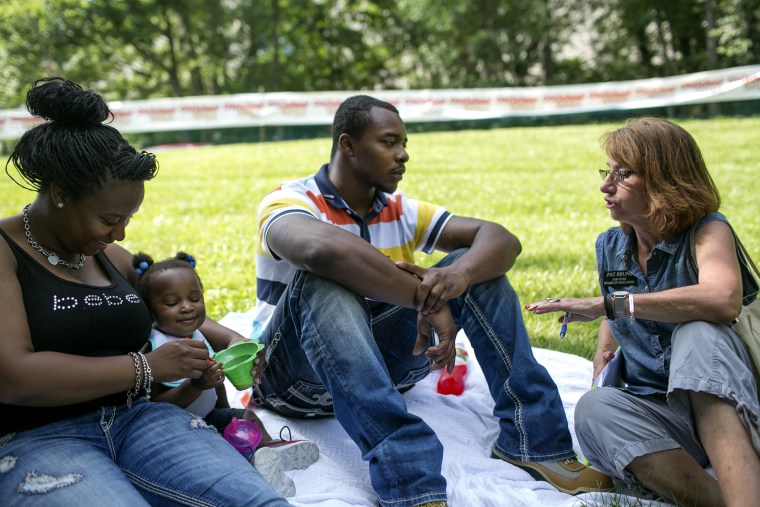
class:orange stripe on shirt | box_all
[306,190,356,225]
[370,194,405,224]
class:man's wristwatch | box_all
[611,291,630,320]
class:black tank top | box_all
[0,228,153,434]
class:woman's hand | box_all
[592,319,619,381]
[145,339,211,382]
[524,296,605,322]
[593,349,616,380]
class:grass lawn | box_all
[2,116,758,360]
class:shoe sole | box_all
[253,448,296,497]
[511,461,611,495]
[491,450,615,495]
[263,440,320,471]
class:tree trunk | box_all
[271,0,281,92]
[704,0,720,117]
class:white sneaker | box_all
[252,447,296,498]
[257,426,320,471]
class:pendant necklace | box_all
[22,204,85,269]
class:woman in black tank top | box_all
[0,78,288,505]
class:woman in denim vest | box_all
[525,117,760,507]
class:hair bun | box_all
[26,77,111,127]
[132,252,154,276]
[175,251,197,268]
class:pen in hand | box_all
[559,312,571,339]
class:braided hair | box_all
[133,251,202,305]
[5,77,158,199]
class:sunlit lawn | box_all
[2,116,758,360]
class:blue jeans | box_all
[0,399,288,506]
[254,248,574,506]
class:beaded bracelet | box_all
[137,352,153,401]
[126,352,142,409]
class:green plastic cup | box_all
[213,340,265,390]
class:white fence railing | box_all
[2,65,759,140]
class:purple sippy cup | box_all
[223,417,263,460]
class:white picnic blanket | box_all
[220,310,667,507]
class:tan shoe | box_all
[416,502,448,507]
[492,450,614,495]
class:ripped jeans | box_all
[253,248,574,507]
[0,399,288,506]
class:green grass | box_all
[3,117,759,360]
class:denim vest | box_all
[595,212,756,396]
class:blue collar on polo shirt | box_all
[314,163,388,242]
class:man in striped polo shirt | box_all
[251,95,613,507]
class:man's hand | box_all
[395,262,469,315]
[412,306,457,373]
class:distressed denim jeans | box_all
[255,248,574,506]
[0,399,288,506]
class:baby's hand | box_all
[191,360,225,390]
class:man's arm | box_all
[267,212,458,366]
[435,216,521,282]
[397,216,521,314]
[267,213,423,308]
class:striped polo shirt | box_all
[250,163,451,339]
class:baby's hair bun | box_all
[175,251,196,268]
[132,252,154,276]
[26,77,111,127]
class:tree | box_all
[1,0,757,110]
[382,0,596,89]
[711,0,760,66]
[0,0,95,108]
[587,0,758,81]
[0,0,409,106]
